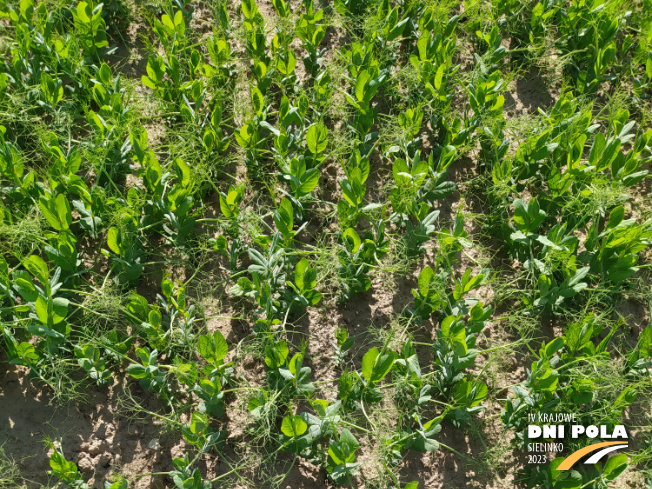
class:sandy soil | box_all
[1,1,651,488]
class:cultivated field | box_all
[0,0,651,488]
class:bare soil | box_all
[1,1,651,489]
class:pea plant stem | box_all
[340,420,373,434]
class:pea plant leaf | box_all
[197,331,229,366]
[306,123,328,154]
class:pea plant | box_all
[1,0,651,487]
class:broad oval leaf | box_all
[281,415,307,437]
[306,123,328,154]
[198,331,229,365]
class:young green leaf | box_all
[603,454,628,481]
[306,123,328,154]
[198,331,229,365]
[281,415,308,437]
[274,198,294,237]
